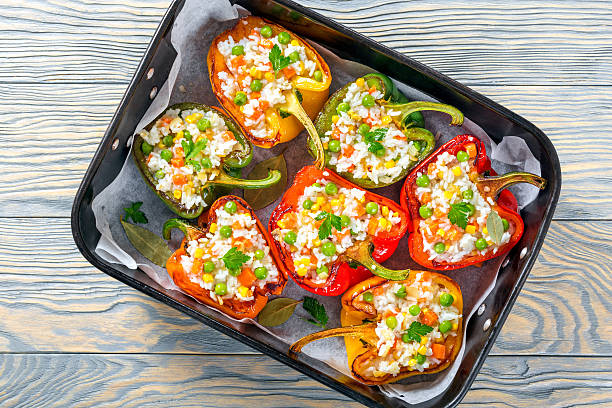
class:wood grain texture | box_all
[0,219,609,356]
[0,354,610,408]
[0,83,609,218]
[1,0,611,85]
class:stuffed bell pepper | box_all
[290,272,463,385]
[164,196,287,319]
[401,134,547,270]
[312,73,464,188]
[133,103,281,219]
[208,16,330,167]
[269,165,412,297]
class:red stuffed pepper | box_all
[400,134,546,270]
[269,165,411,296]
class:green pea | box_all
[289,51,300,63]
[316,265,329,275]
[325,182,338,195]
[204,261,215,274]
[340,215,351,227]
[456,150,469,162]
[502,218,509,231]
[313,70,323,82]
[214,282,227,296]
[362,292,374,302]
[365,202,379,215]
[401,333,411,343]
[141,141,153,155]
[302,199,314,210]
[312,182,321,188]
[475,238,488,250]
[160,149,173,162]
[374,147,386,157]
[385,316,398,329]
[201,157,212,168]
[162,135,173,147]
[231,45,244,56]
[254,249,265,260]
[439,293,454,307]
[277,31,291,44]
[416,174,430,187]
[321,242,336,256]
[439,320,452,334]
[434,242,446,254]
[419,206,433,218]
[219,225,233,239]
[409,304,421,316]
[416,353,427,364]
[250,79,263,92]
[283,231,297,245]
[358,123,371,136]
[260,25,273,38]
[328,140,341,153]
[362,94,375,108]
[462,189,474,200]
[228,268,241,277]
[197,118,211,131]
[466,203,476,216]
[224,200,237,214]
[254,267,268,280]
[336,102,350,114]
[234,91,247,106]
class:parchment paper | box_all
[91,0,541,403]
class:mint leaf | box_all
[302,296,328,328]
[124,201,148,224]
[404,321,433,343]
[269,44,292,75]
[222,247,251,271]
[448,202,471,230]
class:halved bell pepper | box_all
[164,196,288,319]
[311,73,464,188]
[290,272,463,385]
[208,16,330,167]
[400,134,547,270]
[269,165,412,297]
[133,103,281,219]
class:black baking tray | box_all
[71,0,561,406]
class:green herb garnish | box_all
[395,285,407,299]
[403,321,433,343]
[124,201,148,224]
[269,44,292,76]
[302,296,328,328]
[486,210,504,244]
[222,247,251,270]
[448,202,472,230]
[364,128,388,154]
[315,211,342,240]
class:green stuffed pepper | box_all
[133,103,281,219]
[310,73,464,188]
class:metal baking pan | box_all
[71,0,562,406]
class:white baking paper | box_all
[91,0,542,403]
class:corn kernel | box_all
[239,106,244,113]
[420,337,428,345]
[299,61,305,74]
[330,199,340,207]
[452,166,462,177]
[332,115,339,124]
[486,239,493,245]
[301,210,309,218]
[238,286,251,297]
[355,77,365,87]
[290,40,299,46]
[436,228,445,237]
[313,239,321,247]
[444,190,454,200]
[381,206,389,216]
[311,204,320,211]
[350,113,361,121]
[316,196,326,205]
[408,359,417,367]
[385,160,395,169]
[338,194,346,203]
[483,227,488,235]
[277,220,286,228]
[381,116,392,125]
[197,172,207,181]
[452,323,458,331]
[322,142,328,149]
[465,225,476,234]
[296,267,308,277]
[173,190,182,199]
[418,345,428,355]
[185,113,203,124]
[194,248,204,258]
[202,273,214,283]
[264,72,275,82]
[209,223,218,233]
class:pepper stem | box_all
[345,241,411,281]
[383,101,464,126]
[476,171,547,198]
[281,89,325,169]
[404,127,435,161]
[289,323,377,356]
[206,168,282,189]
[162,218,203,241]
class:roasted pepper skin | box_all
[165,196,288,320]
[310,73,436,188]
[268,165,409,296]
[401,134,525,270]
[208,16,332,148]
[133,103,253,219]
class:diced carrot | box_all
[250,91,261,99]
[420,308,438,326]
[431,343,446,360]
[259,101,270,110]
[434,207,446,218]
[367,218,378,235]
[190,258,203,275]
[420,192,432,204]
[283,66,296,79]
[282,212,298,228]
[175,147,184,157]
[464,143,477,158]
[344,145,355,157]
[427,163,436,175]
[161,116,172,125]
[172,174,187,185]
[346,164,355,173]
[230,55,244,69]
[355,204,366,217]
[171,157,184,168]
[368,86,377,94]
[223,131,236,141]
[238,267,257,287]
[259,39,273,48]
[232,221,242,229]
[146,154,153,164]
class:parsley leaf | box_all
[395,285,407,299]
[403,321,433,343]
[124,201,148,224]
[364,128,388,155]
[181,139,193,158]
[302,296,328,328]
[186,139,207,160]
[367,141,384,154]
[186,159,201,172]
[316,212,342,240]
[269,44,292,75]
[448,202,471,230]
[222,247,251,271]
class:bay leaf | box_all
[257,297,301,327]
[486,210,504,245]
[244,154,287,210]
[121,218,173,267]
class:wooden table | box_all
[1,1,610,406]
